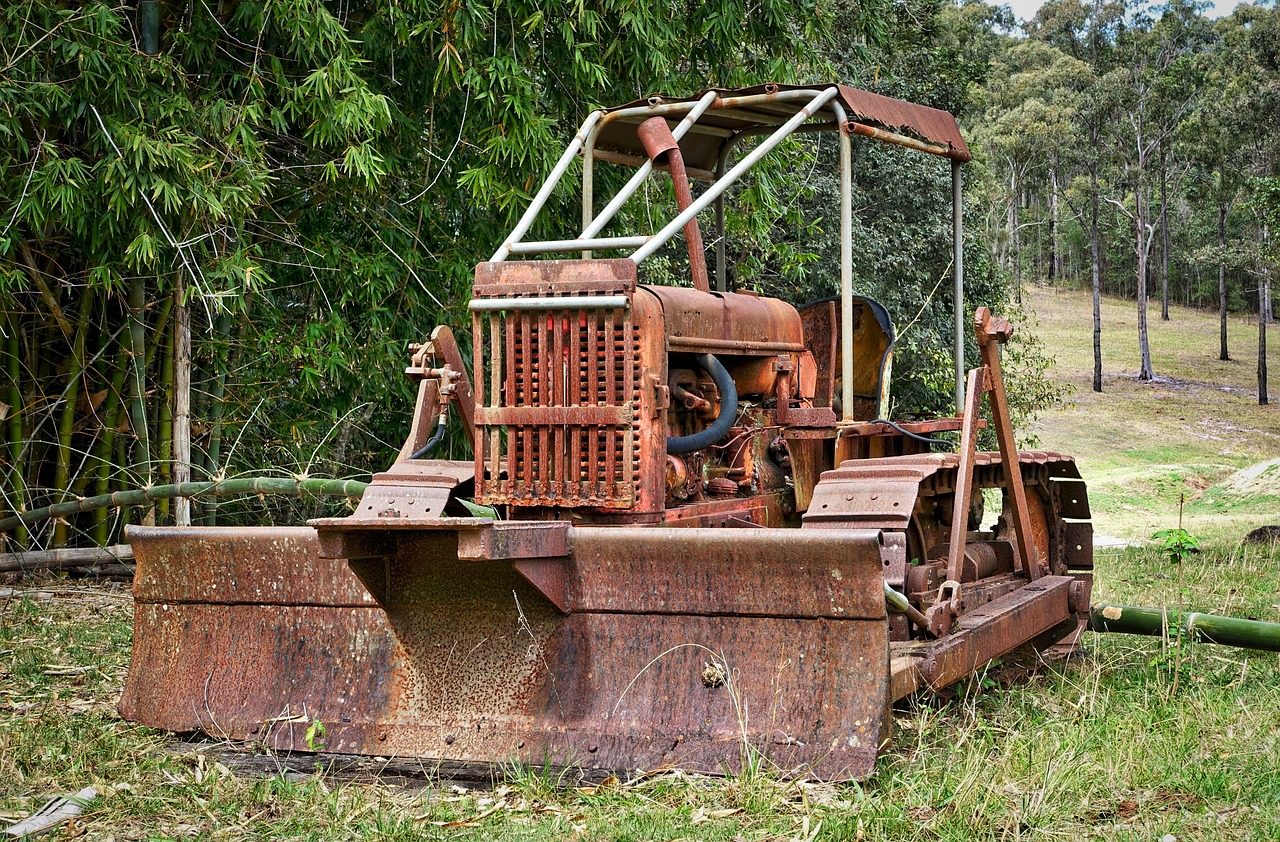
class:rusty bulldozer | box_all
[121,84,1103,781]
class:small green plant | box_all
[1151,496,1200,696]
[304,718,326,751]
[1151,527,1201,565]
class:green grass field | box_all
[2,287,1279,840]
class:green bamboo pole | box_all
[204,310,231,526]
[1090,603,1280,653]
[157,303,174,523]
[3,310,28,549]
[53,290,95,547]
[0,477,368,534]
[92,346,130,545]
[126,276,152,488]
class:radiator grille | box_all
[473,301,641,508]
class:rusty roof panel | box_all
[599,84,970,168]
[835,85,971,161]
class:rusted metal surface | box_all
[637,116,709,293]
[128,525,377,606]
[889,575,1078,698]
[974,307,1042,580]
[470,266,664,514]
[122,523,890,781]
[598,84,970,170]
[640,286,805,353]
[473,258,638,295]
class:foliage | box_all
[1151,527,1201,566]
[0,0,867,546]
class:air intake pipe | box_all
[637,116,710,293]
[666,354,737,454]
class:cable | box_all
[841,418,955,451]
[409,411,448,460]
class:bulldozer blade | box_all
[120,524,890,781]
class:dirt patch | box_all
[1223,458,1280,496]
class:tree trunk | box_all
[1013,173,1022,303]
[52,290,95,548]
[174,280,192,526]
[204,310,232,526]
[1136,187,1154,382]
[1160,147,1170,321]
[157,305,174,524]
[1219,199,1229,361]
[1049,167,1059,285]
[1091,163,1103,393]
[92,349,129,546]
[1261,277,1269,406]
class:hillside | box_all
[1026,286,1280,541]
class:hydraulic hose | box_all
[409,411,448,460]
[666,353,738,454]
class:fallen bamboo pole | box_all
[0,477,368,535]
[1090,602,1280,652]
[0,545,134,573]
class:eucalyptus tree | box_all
[1181,6,1275,361]
[976,39,1092,300]
[1099,0,1211,382]
[1026,0,1124,391]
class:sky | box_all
[1001,0,1250,25]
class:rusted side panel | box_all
[128,526,377,606]
[473,258,637,295]
[119,603,400,744]
[918,576,1075,690]
[566,528,886,619]
[641,285,805,353]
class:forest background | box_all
[2,0,1278,552]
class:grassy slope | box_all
[1027,286,1280,541]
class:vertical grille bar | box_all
[473,297,637,509]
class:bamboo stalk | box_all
[205,310,231,526]
[17,241,74,341]
[53,290,95,547]
[0,477,368,533]
[173,279,191,526]
[1090,603,1280,652]
[126,276,152,488]
[3,309,28,550]
[157,302,174,523]
[92,344,129,545]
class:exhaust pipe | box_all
[638,116,710,293]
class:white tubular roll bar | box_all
[491,110,603,263]
[630,87,839,265]
[484,84,968,415]
[580,91,719,251]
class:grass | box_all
[4,538,1280,840]
[1027,286,1280,540]
[3,287,1280,840]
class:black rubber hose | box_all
[409,412,448,460]
[666,353,738,454]
[861,418,955,451]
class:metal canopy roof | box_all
[598,83,971,170]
